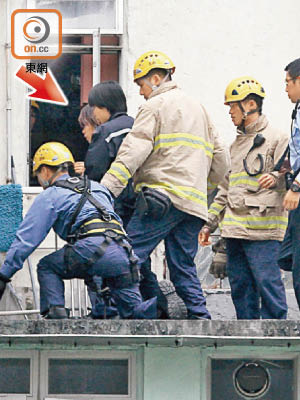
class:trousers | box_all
[278,203,300,309]
[37,236,157,319]
[126,204,211,319]
[226,238,287,319]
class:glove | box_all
[209,238,227,279]
[0,272,10,301]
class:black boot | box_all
[44,306,69,319]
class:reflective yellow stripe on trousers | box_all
[154,133,214,158]
[136,182,207,207]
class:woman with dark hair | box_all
[87,80,136,227]
[79,81,136,320]
[74,104,98,176]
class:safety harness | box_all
[52,176,139,289]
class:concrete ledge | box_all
[1,320,300,347]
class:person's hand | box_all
[283,189,300,210]
[198,226,211,246]
[74,161,85,176]
[258,173,276,189]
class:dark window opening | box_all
[0,358,31,394]
[48,358,128,395]
[29,34,120,185]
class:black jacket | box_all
[84,112,136,225]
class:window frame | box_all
[40,350,136,400]
[0,350,39,399]
[205,351,299,400]
[26,0,124,34]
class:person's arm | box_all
[101,106,157,197]
[0,191,57,279]
[207,121,231,193]
[199,173,229,246]
[258,132,290,189]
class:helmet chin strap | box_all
[237,101,260,132]
[144,71,171,91]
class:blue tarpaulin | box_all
[0,184,23,252]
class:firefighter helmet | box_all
[224,76,266,104]
[133,50,175,81]
[33,142,74,173]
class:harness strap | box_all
[84,231,140,288]
[53,176,113,243]
[66,176,90,239]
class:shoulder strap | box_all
[53,176,112,238]
[65,176,90,237]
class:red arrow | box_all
[15,65,68,106]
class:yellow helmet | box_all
[33,142,74,173]
[31,100,39,109]
[224,76,266,104]
[133,50,175,81]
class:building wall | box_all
[122,0,300,146]
[0,341,298,399]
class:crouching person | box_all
[0,142,157,319]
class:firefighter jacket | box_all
[101,81,230,221]
[207,114,289,241]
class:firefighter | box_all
[277,58,300,309]
[199,76,288,320]
[0,142,157,319]
[100,50,230,319]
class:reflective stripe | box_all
[105,128,131,143]
[82,228,125,235]
[223,213,288,230]
[136,182,207,206]
[107,162,131,186]
[154,133,214,158]
[208,179,218,190]
[83,218,122,228]
[209,202,224,216]
[229,172,262,187]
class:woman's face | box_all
[93,106,111,125]
[82,122,96,143]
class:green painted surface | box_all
[144,347,201,400]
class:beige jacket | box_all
[206,115,289,241]
[101,81,230,221]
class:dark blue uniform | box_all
[0,174,156,319]
[83,112,137,318]
[84,112,136,227]
[278,106,300,308]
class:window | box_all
[48,358,128,394]
[0,350,38,399]
[29,33,121,185]
[27,0,124,33]
[0,358,30,394]
[209,357,296,400]
[40,351,136,399]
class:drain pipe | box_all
[5,0,12,183]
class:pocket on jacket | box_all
[244,192,281,212]
[228,191,245,209]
